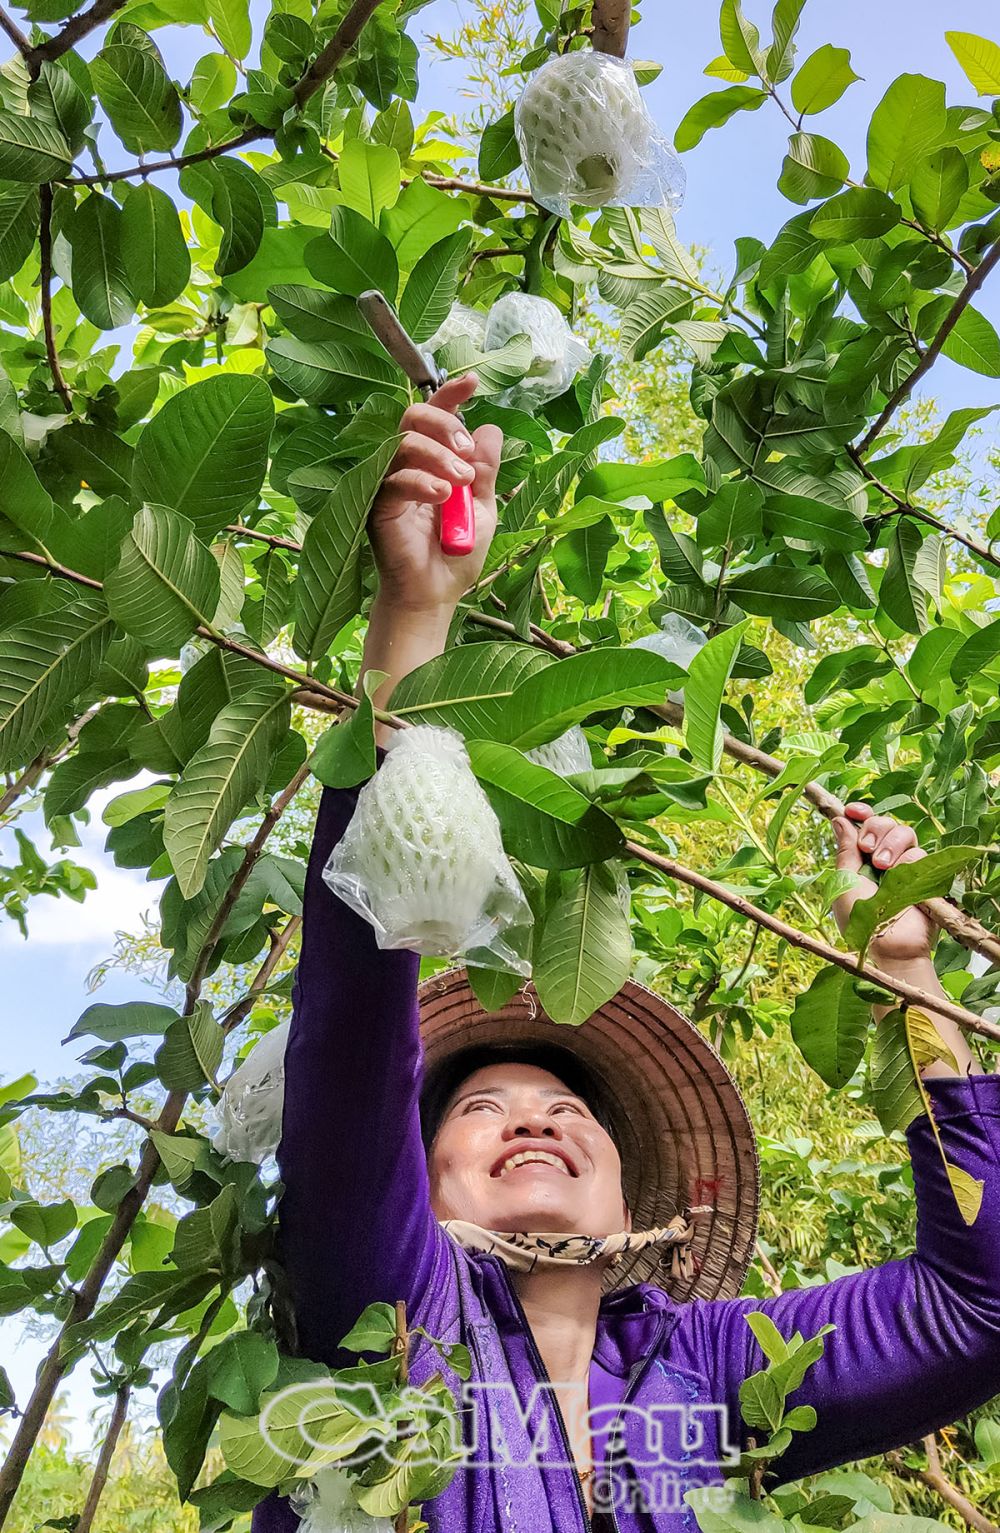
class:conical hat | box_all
[417,969,760,1302]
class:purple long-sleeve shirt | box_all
[252,770,1000,1533]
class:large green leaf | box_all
[132,375,274,541]
[809,188,901,241]
[939,306,1000,378]
[121,181,191,307]
[684,620,749,772]
[0,431,56,554]
[950,617,1000,686]
[265,335,402,406]
[790,44,860,115]
[163,683,290,899]
[910,147,968,231]
[675,86,767,151]
[946,32,1000,96]
[399,229,472,343]
[866,74,946,193]
[305,206,399,300]
[68,193,136,331]
[292,436,402,661]
[91,42,182,153]
[478,106,520,180]
[473,751,624,870]
[104,505,221,651]
[389,641,554,737]
[497,648,685,751]
[534,862,632,1025]
[0,110,70,181]
[0,598,113,772]
[0,183,37,279]
[725,565,840,620]
[154,1002,223,1091]
[778,132,849,203]
[790,966,870,1088]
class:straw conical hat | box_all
[417,969,760,1303]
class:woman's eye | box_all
[553,1102,582,1115]
[464,1098,501,1113]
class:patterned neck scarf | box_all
[440,1206,713,1283]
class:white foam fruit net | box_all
[213,1021,290,1166]
[524,726,593,777]
[323,726,533,974]
[423,301,487,357]
[630,612,707,702]
[290,1467,392,1532]
[483,291,591,412]
[514,51,686,219]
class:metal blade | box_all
[357,289,442,396]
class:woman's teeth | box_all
[498,1150,569,1177]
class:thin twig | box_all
[856,239,1000,456]
[73,1383,130,1533]
[625,838,1000,1041]
[219,915,302,1035]
[847,446,1000,573]
[887,1439,1000,1533]
[39,185,72,412]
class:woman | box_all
[253,375,1000,1532]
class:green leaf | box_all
[203,1332,279,1414]
[479,106,521,180]
[208,0,251,59]
[534,862,632,1025]
[552,517,616,605]
[12,1199,76,1247]
[0,182,36,279]
[310,669,383,789]
[790,44,860,115]
[696,480,763,548]
[498,648,685,751]
[28,60,91,156]
[68,193,136,330]
[132,375,274,541]
[778,132,849,203]
[910,146,968,231]
[744,1311,790,1365]
[121,181,190,307]
[684,620,749,772]
[719,0,764,76]
[765,0,806,83]
[163,683,290,898]
[306,205,399,300]
[845,846,983,953]
[265,335,402,406]
[725,565,840,620]
[675,86,767,152]
[91,43,181,153]
[790,967,870,1088]
[399,229,472,343]
[471,748,623,869]
[0,109,69,180]
[576,453,704,504]
[154,1001,223,1091]
[940,305,1000,377]
[104,505,221,652]
[189,52,236,114]
[389,641,554,738]
[0,598,113,772]
[292,436,402,661]
[64,1000,177,1044]
[202,158,271,276]
[879,519,928,635]
[946,32,1000,96]
[762,492,866,551]
[950,617,1000,686]
[870,1009,939,1133]
[867,74,946,194]
[336,139,400,222]
[809,188,901,241]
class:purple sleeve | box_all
[275,758,450,1368]
[673,1072,1000,1486]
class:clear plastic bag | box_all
[212,1021,290,1165]
[483,292,591,412]
[323,726,533,974]
[630,612,707,702]
[422,302,487,359]
[525,726,593,777]
[514,51,686,219]
[289,1468,393,1533]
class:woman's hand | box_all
[369,372,502,614]
[831,803,935,964]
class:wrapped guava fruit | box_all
[323,725,532,972]
[525,726,593,777]
[213,1021,290,1165]
[514,50,686,218]
[630,611,707,703]
[483,291,591,411]
[422,301,487,358]
[290,1467,392,1532]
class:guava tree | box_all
[1,0,1000,1528]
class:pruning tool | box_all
[356,290,477,557]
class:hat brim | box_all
[417,969,760,1301]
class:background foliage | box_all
[2,0,1000,1528]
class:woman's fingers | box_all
[375,466,454,513]
[385,429,476,491]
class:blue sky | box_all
[3,0,1000,1451]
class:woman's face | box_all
[427,1062,630,1236]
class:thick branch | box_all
[0,7,31,56]
[294,0,388,106]
[74,1383,130,1533]
[856,240,1000,456]
[887,1439,1000,1533]
[590,0,631,57]
[39,185,72,412]
[28,0,127,68]
[625,838,1000,1042]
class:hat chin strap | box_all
[440,1206,714,1284]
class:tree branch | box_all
[38,185,72,413]
[293,0,387,105]
[28,0,128,69]
[856,239,1000,456]
[887,1439,1000,1533]
[625,838,1000,1041]
[219,914,302,1035]
[847,446,1000,574]
[73,1383,130,1533]
[0,6,31,57]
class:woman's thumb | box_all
[832,816,862,873]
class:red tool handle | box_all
[440,479,476,556]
